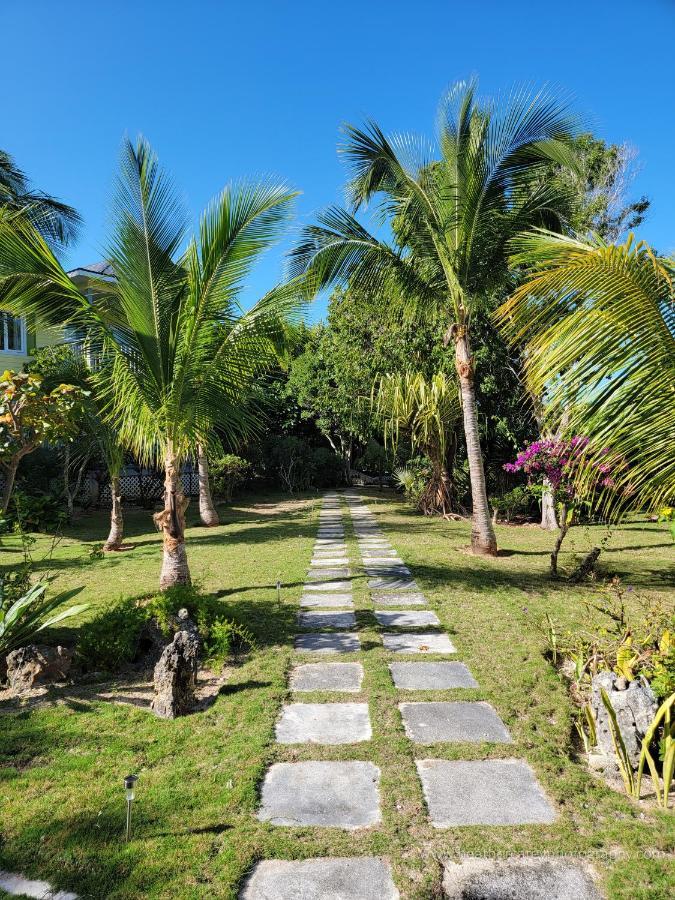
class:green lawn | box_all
[0,490,673,899]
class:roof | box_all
[67,261,116,281]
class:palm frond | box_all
[497,230,675,509]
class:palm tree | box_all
[0,138,301,587]
[290,80,579,555]
[197,444,220,527]
[372,371,461,515]
[0,150,80,246]
[497,231,675,511]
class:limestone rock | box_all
[590,671,658,767]
[151,620,200,719]
[5,645,73,692]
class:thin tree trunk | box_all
[154,449,191,589]
[103,475,125,551]
[63,445,74,523]
[454,329,498,555]
[550,503,569,577]
[197,445,219,527]
[541,478,559,530]
[1,452,23,514]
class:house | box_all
[0,261,115,372]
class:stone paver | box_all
[0,872,78,900]
[300,593,354,608]
[374,610,440,627]
[361,550,400,558]
[257,761,381,828]
[389,662,477,690]
[371,592,427,607]
[290,662,364,693]
[276,703,371,744]
[365,566,411,578]
[240,857,400,900]
[298,611,356,629]
[361,555,404,564]
[416,758,556,826]
[368,577,418,590]
[442,857,602,900]
[306,568,351,580]
[310,557,349,566]
[304,579,352,591]
[399,701,512,744]
[382,632,456,654]
[295,633,361,653]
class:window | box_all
[0,313,26,354]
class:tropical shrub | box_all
[267,436,315,492]
[394,457,432,510]
[492,485,533,522]
[76,597,148,672]
[504,436,627,576]
[310,447,343,488]
[210,454,251,502]
[9,489,67,533]
[1,581,87,658]
[356,439,391,476]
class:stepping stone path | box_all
[247,491,581,898]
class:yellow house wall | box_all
[0,322,64,374]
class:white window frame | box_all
[0,312,27,355]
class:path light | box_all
[124,774,138,842]
[276,580,281,606]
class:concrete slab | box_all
[368,578,418,590]
[382,633,456,654]
[304,580,352,592]
[300,594,354,608]
[295,633,361,654]
[364,566,411,577]
[374,610,440,628]
[240,857,399,900]
[371,592,427,606]
[290,662,364,693]
[399,701,512,743]
[0,872,78,900]
[361,555,404,563]
[313,548,348,556]
[257,761,381,828]
[416,758,556,826]
[298,611,357,629]
[310,557,350,567]
[389,662,477,690]
[276,703,371,744]
[442,857,602,900]
[306,568,351,581]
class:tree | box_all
[372,371,461,514]
[498,231,674,512]
[28,346,128,550]
[0,138,302,587]
[0,150,80,247]
[0,370,82,513]
[290,80,580,554]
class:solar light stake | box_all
[276,580,281,606]
[124,774,138,842]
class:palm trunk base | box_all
[418,468,452,516]
[470,523,498,555]
[159,538,191,589]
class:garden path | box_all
[242,492,602,899]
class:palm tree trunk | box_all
[103,475,125,551]
[454,329,498,555]
[197,445,219,527]
[154,448,191,589]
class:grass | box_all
[0,489,673,898]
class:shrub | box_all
[1,582,87,658]
[10,490,67,533]
[356,439,391,476]
[310,447,342,488]
[210,454,251,502]
[492,485,532,522]
[76,597,147,672]
[267,436,315,492]
[394,457,432,508]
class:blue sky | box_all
[4,0,674,320]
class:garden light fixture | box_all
[124,774,138,842]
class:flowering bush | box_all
[504,436,619,506]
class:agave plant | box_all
[0,138,304,588]
[0,582,87,657]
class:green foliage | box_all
[266,436,316,492]
[394,457,432,509]
[600,687,636,796]
[637,692,675,809]
[492,485,532,521]
[9,489,67,533]
[0,581,87,657]
[356,439,391,476]
[210,454,251,502]
[76,597,147,672]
